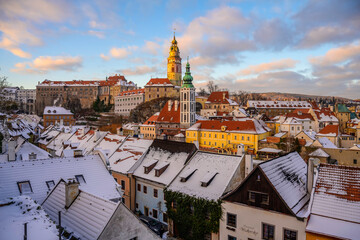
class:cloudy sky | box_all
[0,0,359,99]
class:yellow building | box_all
[186,119,271,154]
[140,112,159,139]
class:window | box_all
[153,189,158,198]
[247,136,250,141]
[137,184,141,191]
[136,203,139,209]
[262,223,275,240]
[249,191,256,202]
[153,209,158,219]
[226,213,236,228]
[46,180,55,190]
[120,180,125,190]
[261,194,269,205]
[354,159,358,164]
[284,228,297,240]
[17,181,33,194]
[144,207,149,216]
[69,173,84,184]
[163,212,168,223]
[228,236,237,240]
[143,185,147,194]
[242,136,244,140]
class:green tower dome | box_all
[182,59,194,88]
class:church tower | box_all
[167,33,182,86]
[180,58,196,128]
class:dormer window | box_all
[17,181,33,194]
[154,162,170,177]
[46,180,55,190]
[179,168,197,182]
[200,172,218,187]
[75,175,86,184]
[144,160,158,174]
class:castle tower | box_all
[180,58,196,128]
[167,33,182,86]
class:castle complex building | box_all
[35,75,136,115]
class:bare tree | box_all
[207,80,219,93]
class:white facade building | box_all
[114,88,144,116]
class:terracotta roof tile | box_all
[145,78,173,86]
[194,119,268,134]
[207,91,229,104]
[118,88,144,96]
[157,101,180,123]
[318,124,339,136]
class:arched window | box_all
[184,93,187,101]
[184,104,187,110]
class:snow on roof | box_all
[16,142,51,161]
[316,137,338,149]
[0,196,58,240]
[38,129,61,146]
[0,155,120,202]
[309,148,330,158]
[257,148,283,153]
[64,130,108,156]
[303,130,317,140]
[133,140,196,186]
[259,152,310,217]
[306,164,360,239]
[93,133,127,158]
[168,151,243,200]
[43,106,73,115]
[274,132,287,138]
[316,124,339,137]
[109,138,153,174]
[42,180,118,240]
[248,100,312,109]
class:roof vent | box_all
[144,159,158,174]
[154,162,170,177]
[179,168,197,182]
[200,172,218,187]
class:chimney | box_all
[307,158,315,193]
[95,130,100,142]
[1,140,7,154]
[245,154,253,177]
[237,144,245,156]
[174,100,178,111]
[8,140,16,161]
[223,92,226,100]
[168,100,173,111]
[65,179,79,208]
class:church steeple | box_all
[182,57,194,88]
[180,57,195,129]
[167,32,182,86]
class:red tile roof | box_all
[318,124,339,136]
[316,163,360,204]
[145,78,173,86]
[286,112,314,120]
[108,75,126,81]
[118,88,144,96]
[195,119,268,134]
[207,91,229,104]
[143,113,159,125]
[157,101,180,123]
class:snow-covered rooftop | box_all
[0,196,58,240]
[257,148,283,153]
[43,106,73,115]
[248,100,312,109]
[133,140,196,186]
[306,164,360,239]
[42,180,118,240]
[109,138,153,174]
[15,142,51,161]
[168,151,243,200]
[259,152,310,217]
[309,148,330,158]
[0,155,121,202]
[315,137,338,149]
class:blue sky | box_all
[0,0,359,98]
